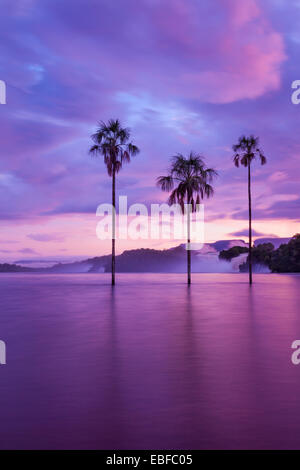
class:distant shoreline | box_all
[1,236,298,274]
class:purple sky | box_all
[0,0,299,260]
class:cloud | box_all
[24,0,286,105]
[229,228,266,237]
[18,248,38,254]
[42,203,97,216]
[232,198,300,220]
[27,233,64,242]
[0,0,298,255]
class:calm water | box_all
[0,273,300,449]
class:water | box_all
[0,273,300,449]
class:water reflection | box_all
[0,273,299,449]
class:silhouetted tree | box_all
[233,135,267,284]
[269,234,300,272]
[239,243,274,272]
[219,245,249,261]
[89,119,140,285]
[157,152,217,284]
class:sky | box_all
[0,0,299,262]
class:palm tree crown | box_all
[89,119,140,174]
[157,152,217,212]
[233,135,266,168]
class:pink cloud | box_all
[225,0,260,27]
[170,0,286,103]
[15,0,286,106]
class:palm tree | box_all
[89,119,140,285]
[233,135,267,285]
[157,152,217,284]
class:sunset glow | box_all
[0,0,299,262]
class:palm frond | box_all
[89,144,100,156]
[156,175,174,191]
[233,154,240,167]
[127,143,140,157]
[260,153,267,165]
[204,183,214,198]
[241,155,249,167]
[121,150,130,163]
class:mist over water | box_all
[42,251,248,274]
[193,253,245,273]
[0,273,299,449]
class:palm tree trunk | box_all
[248,164,252,285]
[112,167,116,286]
[187,203,191,285]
